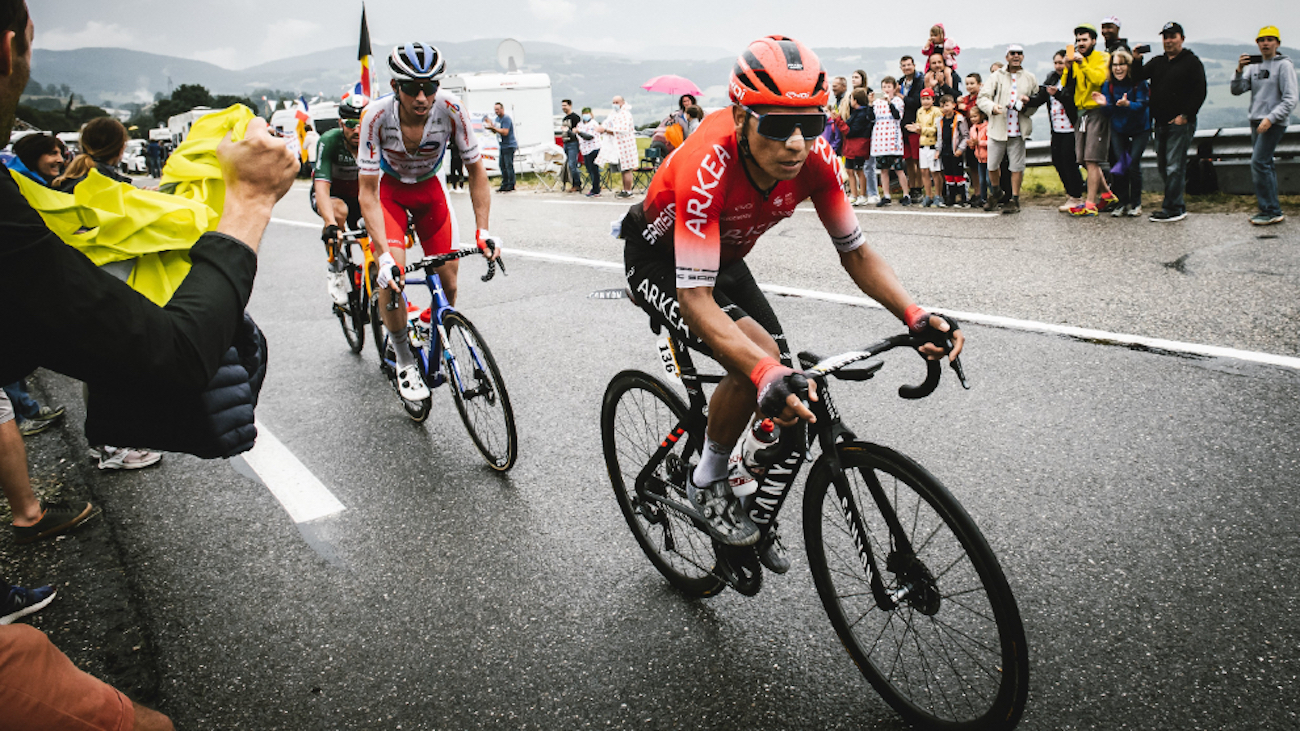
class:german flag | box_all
[358,4,373,98]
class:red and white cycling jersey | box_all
[357,91,482,184]
[636,109,864,289]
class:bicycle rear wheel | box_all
[441,312,517,471]
[601,370,724,598]
[804,441,1028,731]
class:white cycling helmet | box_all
[338,94,369,120]
[388,42,446,82]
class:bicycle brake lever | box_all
[949,356,970,390]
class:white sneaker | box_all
[1111,205,1128,218]
[866,195,880,205]
[327,271,349,305]
[1127,205,1142,217]
[92,446,163,470]
[396,365,430,401]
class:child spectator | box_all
[1095,49,1151,216]
[922,23,961,72]
[871,76,910,206]
[958,73,982,199]
[909,88,942,206]
[938,95,970,207]
[843,88,875,206]
[968,106,990,206]
[849,70,880,203]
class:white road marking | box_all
[267,218,1300,371]
[242,420,346,523]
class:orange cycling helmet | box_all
[729,35,828,108]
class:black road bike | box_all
[600,329,1029,730]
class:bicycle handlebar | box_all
[797,332,969,401]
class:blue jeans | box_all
[3,381,40,422]
[1155,121,1195,214]
[1110,128,1150,209]
[499,147,517,190]
[863,156,878,197]
[1251,120,1287,217]
[564,141,581,189]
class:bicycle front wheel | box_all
[337,287,365,355]
[601,370,723,598]
[441,312,517,471]
[804,442,1029,731]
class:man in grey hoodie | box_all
[1231,25,1297,225]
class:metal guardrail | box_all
[1024,125,1300,195]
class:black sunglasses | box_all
[1008,51,1024,56]
[742,105,827,141]
[398,80,439,97]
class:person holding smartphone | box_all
[1231,25,1297,226]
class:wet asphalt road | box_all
[17,186,1300,729]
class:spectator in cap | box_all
[1101,16,1130,54]
[1134,21,1207,222]
[1062,23,1115,216]
[1231,25,1297,226]
[976,44,1039,214]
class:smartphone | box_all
[1248,55,1265,65]
[1066,44,1075,60]
[1133,44,1152,55]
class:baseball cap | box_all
[1006,43,1025,54]
[1074,23,1099,38]
[1161,22,1185,37]
[1257,25,1281,41]
[920,88,934,98]
[1101,16,1121,28]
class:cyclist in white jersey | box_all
[359,42,502,401]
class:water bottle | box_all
[740,418,780,482]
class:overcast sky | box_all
[29,1,1300,69]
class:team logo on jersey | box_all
[445,100,460,113]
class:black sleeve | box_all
[0,169,257,390]
[1188,56,1208,117]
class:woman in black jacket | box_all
[1033,50,1086,211]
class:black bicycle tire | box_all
[601,370,724,598]
[368,268,386,362]
[338,291,364,354]
[803,441,1029,730]
[441,312,518,471]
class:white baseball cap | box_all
[1006,43,1025,53]
[1101,15,1121,28]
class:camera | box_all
[1133,44,1152,55]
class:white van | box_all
[440,72,562,176]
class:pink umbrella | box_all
[641,74,702,97]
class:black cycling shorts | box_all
[309,185,362,230]
[622,204,791,367]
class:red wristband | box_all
[904,304,928,332]
[749,357,782,390]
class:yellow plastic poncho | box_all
[12,104,256,305]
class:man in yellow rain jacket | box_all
[1063,23,1114,216]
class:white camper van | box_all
[166,106,220,146]
[440,72,561,177]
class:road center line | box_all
[241,420,346,523]
[267,217,1300,370]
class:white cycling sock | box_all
[391,327,417,369]
[692,437,732,487]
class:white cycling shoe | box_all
[396,365,430,401]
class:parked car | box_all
[120,138,147,174]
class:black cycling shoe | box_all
[686,477,760,547]
[757,528,791,574]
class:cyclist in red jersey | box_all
[359,42,501,402]
[622,36,963,568]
